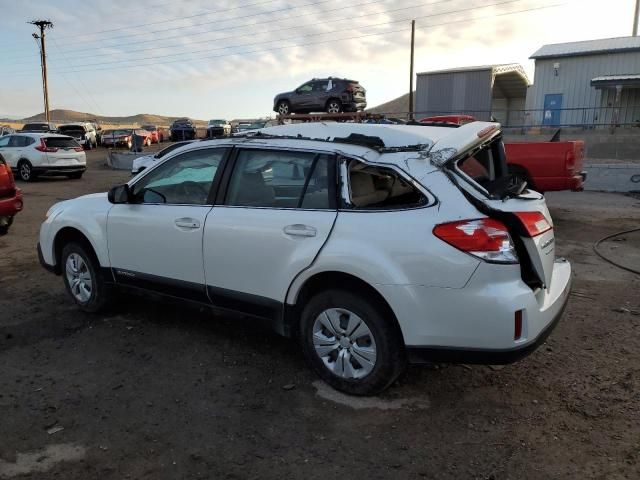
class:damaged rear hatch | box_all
[429,123,556,291]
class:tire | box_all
[17,160,35,182]
[0,216,12,236]
[61,242,112,313]
[85,140,92,151]
[276,101,290,115]
[299,289,406,396]
[326,99,343,114]
[66,172,83,180]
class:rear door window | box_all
[9,136,27,147]
[343,160,427,209]
[225,149,333,209]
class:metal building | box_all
[525,36,640,127]
[414,64,529,125]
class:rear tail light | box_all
[35,138,58,152]
[433,218,518,264]
[514,212,552,237]
[565,150,575,172]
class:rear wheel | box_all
[17,160,35,182]
[277,101,290,115]
[61,242,112,313]
[299,289,406,396]
[326,99,343,114]
[85,140,92,151]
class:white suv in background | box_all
[0,133,87,181]
[38,123,571,395]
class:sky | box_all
[0,0,636,120]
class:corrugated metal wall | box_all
[525,51,640,126]
[415,69,493,120]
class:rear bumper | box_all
[378,258,572,364]
[0,188,23,217]
[32,165,86,175]
[570,171,587,191]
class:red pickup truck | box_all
[0,153,23,235]
[420,115,586,192]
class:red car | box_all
[141,125,164,144]
[419,115,586,192]
[0,153,23,235]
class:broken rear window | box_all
[343,160,427,210]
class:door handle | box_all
[283,224,316,237]
[174,217,200,229]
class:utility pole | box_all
[634,0,639,36]
[29,20,53,123]
[409,20,415,120]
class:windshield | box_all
[142,125,156,131]
[113,129,131,135]
[58,125,84,132]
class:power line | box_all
[54,0,293,40]
[6,0,391,67]
[47,0,450,70]
[44,0,338,55]
[5,0,537,75]
[49,36,105,117]
[11,1,563,78]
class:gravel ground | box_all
[1,146,639,479]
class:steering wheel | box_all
[177,181,209,201]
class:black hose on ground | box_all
[593,227,640,275]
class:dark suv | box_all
[170,118,197,141]
[273,77,366,115]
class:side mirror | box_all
[108,184,131,204]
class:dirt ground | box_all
[1,146,639,479]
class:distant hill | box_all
[367,92,414,115]
[18,109,208,127]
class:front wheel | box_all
[299,289,406,396]
[61,242,112,313]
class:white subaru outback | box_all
[38,122,571,395]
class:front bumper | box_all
[37,242,57,274]
[378,258,572,364]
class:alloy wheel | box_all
[19,163,31,181]
[327,101,341,113]
[278,102,289,115]
[312,308,377,379]
[65,253,93,303]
